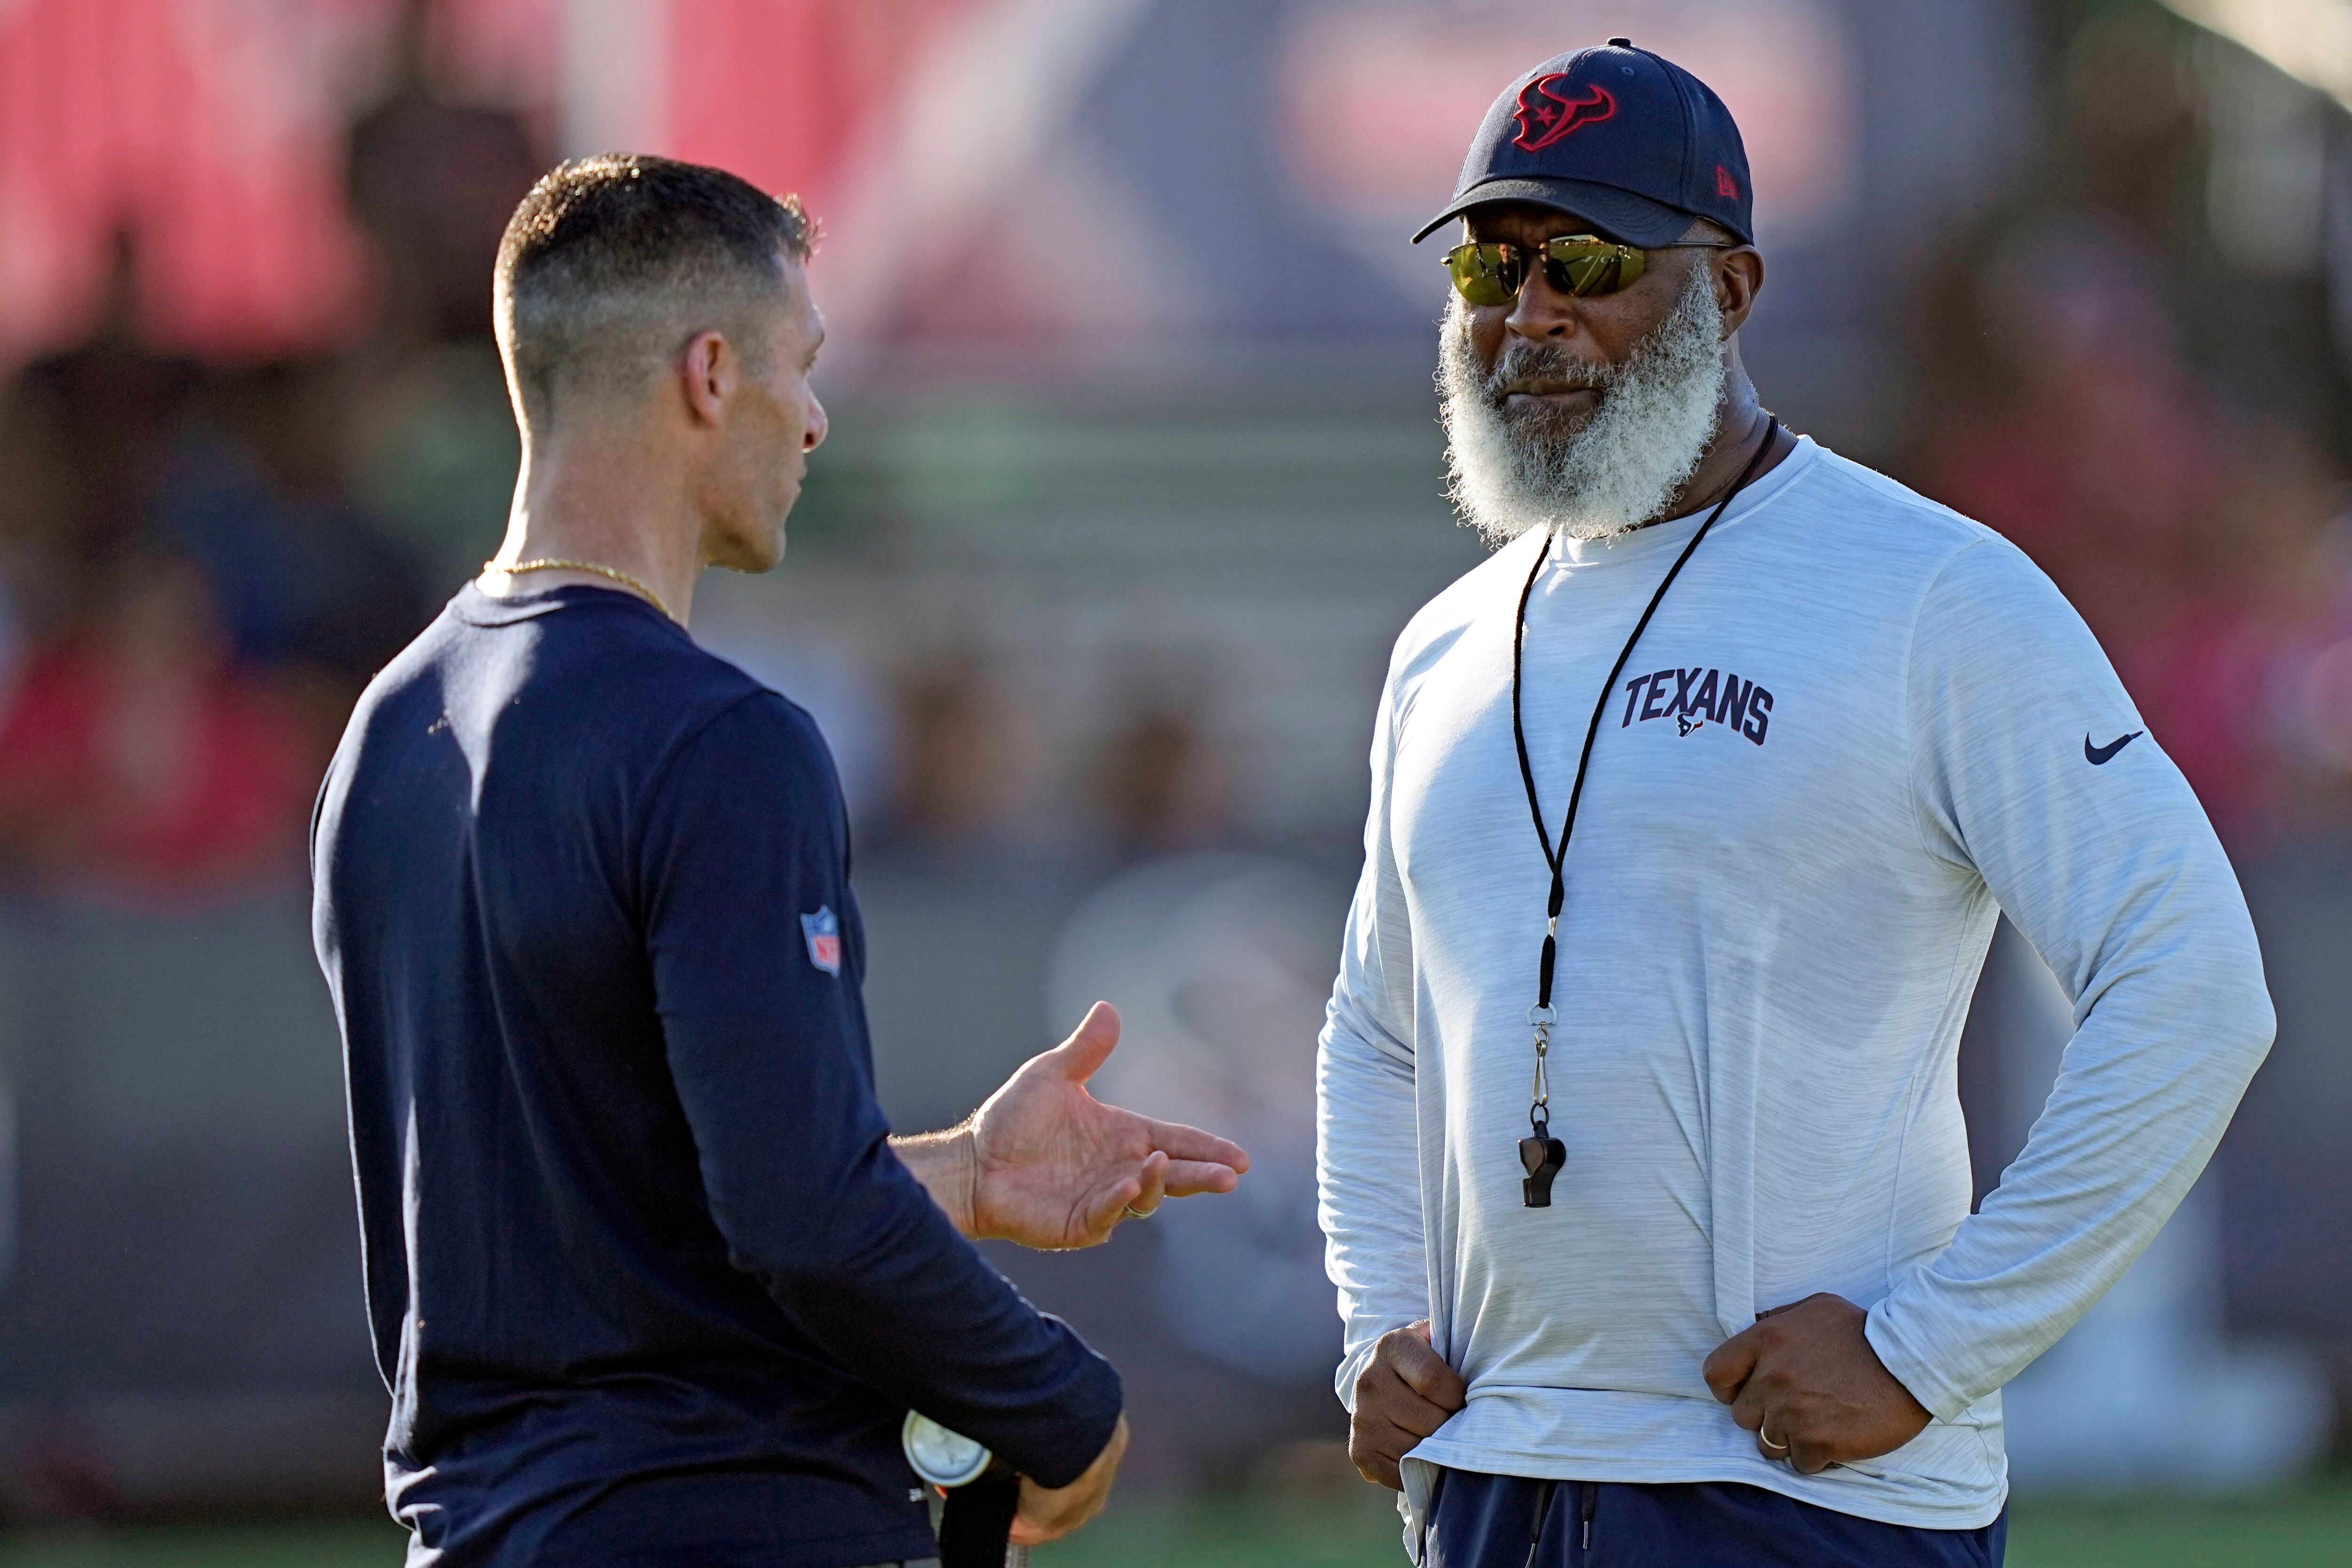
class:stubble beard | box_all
[1438,263,1729,545]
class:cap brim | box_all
[1411,176,1707,247]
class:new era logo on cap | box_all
[1414,39,1754,251]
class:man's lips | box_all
[1499,384,1602,411]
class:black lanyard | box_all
[1508,416,1779,1207]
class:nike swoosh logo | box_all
[2086,731,2143,765]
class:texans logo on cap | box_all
[1513,76,1615,151]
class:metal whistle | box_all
[1522,1004,1565,1207]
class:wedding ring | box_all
[1759,1428,1790,1456]
[1122,1203,1153,1220]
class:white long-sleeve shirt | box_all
[1316,436,2273,1533]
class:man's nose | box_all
[803,396,828,452]
[1504,264,1581,342]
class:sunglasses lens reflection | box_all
[1573,257,1614,294]
[1446,244,1520,306]
[1446,239,1643,304]
[1548,241,1624,297]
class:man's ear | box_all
[680,330,735,429]
[1716,247,1765,335]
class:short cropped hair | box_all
[493,154,814,424]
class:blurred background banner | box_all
[0,0,2347,1538]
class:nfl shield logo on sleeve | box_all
[801,907,842,976]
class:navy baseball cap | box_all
[1413,39,1753,248]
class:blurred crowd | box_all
[0,5,2344,915]
[0,52,540,906]
[1901,9,2352,855]
[0,56,1247,909]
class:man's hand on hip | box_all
[1349,1321,1467,1489]
[1010,1413,1128,1546]
[1700,1293,1932,1474]
[892,1003,1250,1250]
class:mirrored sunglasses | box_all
[1444,235,1732,306]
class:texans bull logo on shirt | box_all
[1620,664,1775,745]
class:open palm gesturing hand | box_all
[964,1002,1249,1249]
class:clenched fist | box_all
[1348,1321,1468,1489]
[1700,1293,1931,1474]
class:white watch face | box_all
[901,1411,992,1488]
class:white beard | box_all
[1438,263,1729,544]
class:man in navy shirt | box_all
[311,156,1248,1568]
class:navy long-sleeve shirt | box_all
[311,584,1120,1568]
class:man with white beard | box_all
[1317,40,2273,1568]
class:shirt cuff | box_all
[993,1351,1124,1490]
[1864,1296,1977,1425]
[1336,1340,1380,1413]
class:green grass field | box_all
[1,1485,2346,1567]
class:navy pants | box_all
[1425,1468,2006,1568]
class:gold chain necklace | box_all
[482,558,676,623]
